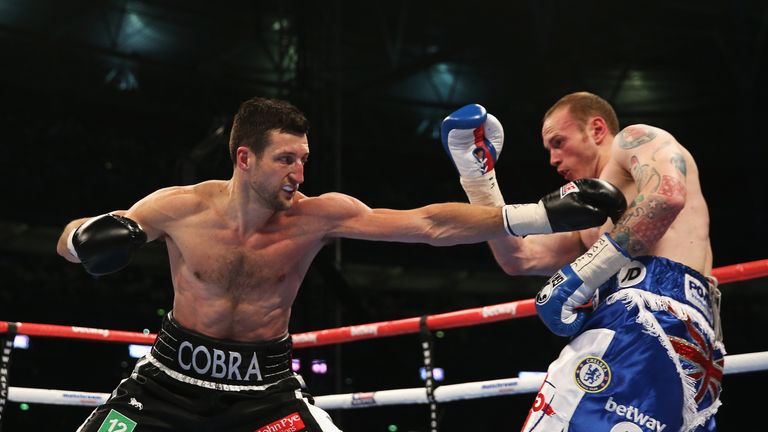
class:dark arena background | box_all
[1,1,767,431]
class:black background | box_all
[1,1,766,430]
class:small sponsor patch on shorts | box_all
[684,273,713,323]
[254,412,306,432]
[574,356,611,393]
[617,261,646,288]
[97,409,137,432]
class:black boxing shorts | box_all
[75,313,340,432]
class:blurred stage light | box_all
[128,344,152,359]
[292,358,301,372]
[518,371,547,379]
[13,334,29,349]
[419,367,444,381]
[311,359,328,374]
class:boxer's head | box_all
[229,97,310,164]
[230,97,310,210]
[542,92,619,181]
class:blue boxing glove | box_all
[441,104,505,207]
[535,233,631,337]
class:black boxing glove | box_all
[67,214,148,275]
[501,179,626,236]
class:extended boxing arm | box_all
[324,181,624,249]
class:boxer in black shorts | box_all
[76,313,330,432]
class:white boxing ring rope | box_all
[6,351,768,410]
[1,259,767,414]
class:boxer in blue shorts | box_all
[442,92,723,431]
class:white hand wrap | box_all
[501,202,553,236]
[571,233,632,288]
[459,171,505,207]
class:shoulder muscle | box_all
[124,185,206,240]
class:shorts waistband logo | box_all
[177,340,263,382]
[618,261,646,288]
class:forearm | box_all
[421,202,588,276]
[423,203,508,246]
[488,231,584,276]
[609,187,684,256]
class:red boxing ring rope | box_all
[2,258,766,348]
[0,257,767,415]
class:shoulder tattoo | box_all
[630,155,661,194]
[670,153,687,177]
[618,125,657,149]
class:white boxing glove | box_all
[441,104,505,207]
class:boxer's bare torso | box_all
[58,131,509,342]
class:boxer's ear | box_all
[587,116,609,145]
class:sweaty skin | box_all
[487,106,711,277]
[58,131,508,342]
[599,124,710,274]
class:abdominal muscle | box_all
[163,231,320,343]
[170,282,295,343]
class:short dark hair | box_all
[228,97,310,164]
[543,92,620,135]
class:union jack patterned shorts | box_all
[522,256,724,432]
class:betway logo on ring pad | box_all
[292,333,317,344]
[482,303,518,318]
[71,326,110,337]
[349,324,379,336]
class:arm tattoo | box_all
[630,156,661,194]
[611,175,686,256]
[650,140,672,161]
[613,198,677,256]
[657,175,686,198]
[618,126,658,149]
[670,153,687,177]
